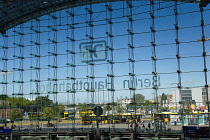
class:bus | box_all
[27,112,43,119]
[81,113,142,125]
[61,112,69,120]
[120,113,142,123]
[81,114,118,125]
[151,112,179,122]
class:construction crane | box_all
[197,38,210,42]
[171,81,199,85]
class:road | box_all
[9,115,210,140]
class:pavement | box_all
[9,115,210,140]
[18,114,183,133]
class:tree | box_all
[80,103,88,111]
[79,103,90,119]
[0,94,8,100]
[143,100,153,110]
[161,93,168,106]
[43,107,56,126]
[131,94,145,103]
[104,104,112,111]
[144,100,153,106]
[116,105,126,114]
[184,105,193,114]
[35,95,53,107]
[8,109,22,125]
[56,105,65,118]
[6,97,31,108]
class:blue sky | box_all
[0,0,210,104]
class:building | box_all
[117,97,132,108]
[171,87,209,111]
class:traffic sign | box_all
[93,106,103,116]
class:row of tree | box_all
[79,93,169,117]
[1,95,56,112]
[1,93,169,123]
[0,95,64,124]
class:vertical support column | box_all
[126,0,136,132]
[29,18,41,128]
[105,2,115,128]
[85,10,90,104]
[66,10,71,131]
[150,0,159,132]
[66,7,76,131]
[47,13,58,130]
[12,27,25,128]
[85,3,95,105]
[174,2,184,138]
[199,4,210,135]
[0,33,8,126]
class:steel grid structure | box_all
[0,0,210,137]
[0,0,208,34]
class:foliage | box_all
[43,107,56,119]
[4,97,32,112]
[103,104,112,111]
[161,93,168,105]
[184,106,193,114]
[56,105,65,117]
[79,103,90,118]
[79,103,89,111]
[0,94,8,100]
[131,94,145,103]
[184,103,193,114]
[115,105,126,114]
[43,107,56,124]
[35,95,53,107]
[0,96,59,121]
[8,109,22,121]
[57,105,65,112]
[144,100,153,106]
[6,97,31,108]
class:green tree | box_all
[131,94,145,103]
[116,105,126,114]
[144,100,153,106]
[8,109,22,125]
[161,93,168,106]
[56,105,65,118]
[184,105,193,114]
[0,94,8,100]
[79,103,90,119]
[35,95,53,107]
[104,104,112,112]
[143,100,153,109]
[80,103,88,111]
[43,107,56,125]
[6,97,31,108]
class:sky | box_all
[0,0,210,104]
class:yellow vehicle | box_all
[81,115,95,125]
[28,112,43,118]
[81,114,110,125]
[61,112,69,120]
[79,110,94,116]
[80,110,95,125]
[81,113,142,125]
[120,113,142,123]
[152,112,179,122]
